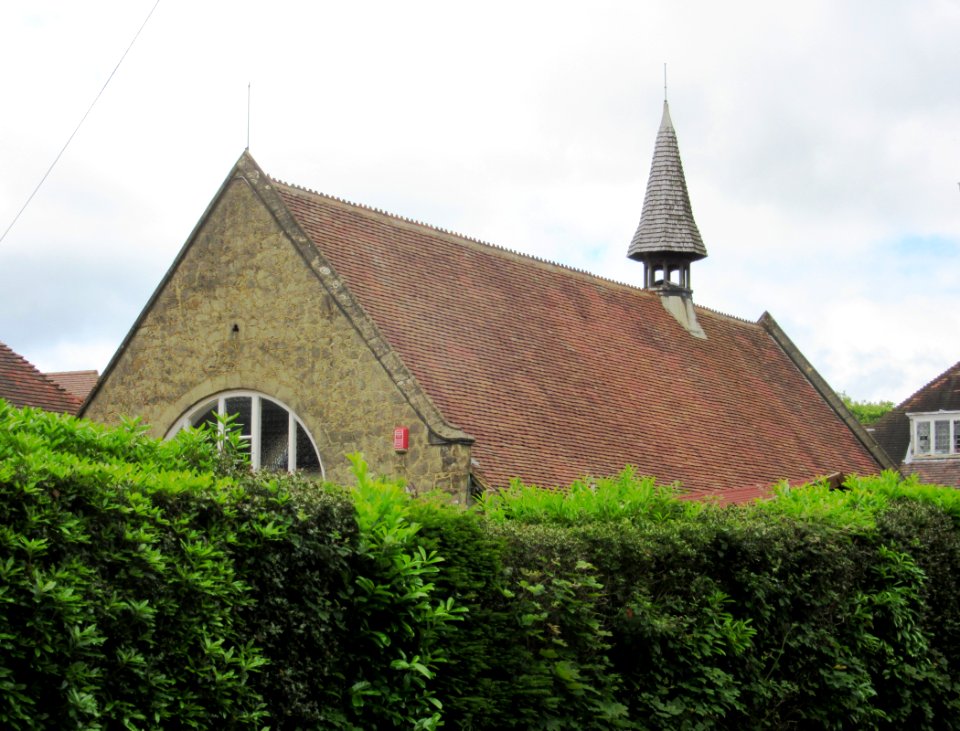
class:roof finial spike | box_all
[663,62,668,103]
[246,82,251,151]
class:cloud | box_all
[0,0,958,406]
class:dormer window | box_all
[908,412,960,459]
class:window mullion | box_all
[218,396,226,438]
[251,396,261,471]
[288,413,297,472]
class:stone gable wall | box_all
[85,176,472,501]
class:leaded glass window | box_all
[910,413,960,459]
[916,421,931,455]
[934,420,950,454]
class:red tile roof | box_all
[46,370,99,402]
[0,342,83,414]
[274,180,883,498]
[902,460,960,488]
[870,361,960,464]
[870,360,960,487]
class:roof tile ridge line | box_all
[270,177,648,290]
[897,359,960,410]
[691,301,758,325]
[758,311,898,472]
[272,177,509,247]
[250,163,473,445]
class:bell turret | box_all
[628,101,707,294]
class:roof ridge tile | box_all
[900,360,960,410]
[273,177,761,327]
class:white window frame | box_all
[906,410,960,462]
[168,391,324,476]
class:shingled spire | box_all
[628,101,707,293]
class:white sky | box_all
[1,0,958,404]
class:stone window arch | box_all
[169,391,323,476]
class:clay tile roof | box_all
[628,101,707,262]
[273,180,881,497]
[902,361,960,413]
[46,370,99,402]
[871,361,960,462]
[0,342,83,414]
[902,460,960,488]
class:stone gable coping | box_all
[229,153,472,446]
[758,311,898,472]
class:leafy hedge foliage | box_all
[0,402,457,729]
[4,400,960,729]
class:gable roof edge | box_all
[84,152,472,445]
[240,153,473,445]
[758,311,898,472]
[79,155,256,417]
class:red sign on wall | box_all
[393,426,409,452]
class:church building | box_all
[82,103,892,502]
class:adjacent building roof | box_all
[46,370,99,402]
[870,360,960,486]
[628,101,707,262]
[0,342,83,414]
[273,164,885,498]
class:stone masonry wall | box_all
[85,176,472,501]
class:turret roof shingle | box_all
[628,101,707,261]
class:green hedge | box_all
[0,402,457,729]
[411,474,960,729]
[4,400,960,729]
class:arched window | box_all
[170,392,323,475]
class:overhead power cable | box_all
[0,0,162,246]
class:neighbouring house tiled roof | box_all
[871,361,960,463]
[867,413,911,467]
[46,370,99,402]
[627,101,707,262]
[870,361,960,487]
[0,342,83,414]
[902,461,960,488]
[274,179,882,499]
